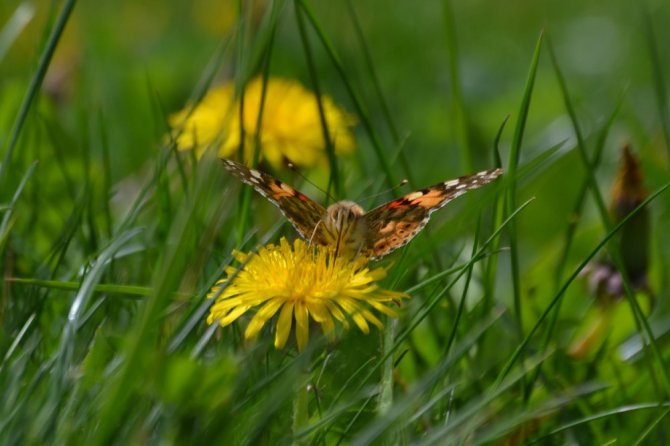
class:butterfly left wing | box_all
[362,168,503,259]
[222,159,328,243]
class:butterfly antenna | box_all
[308,221,322,245]
[363,179,409,201]
[287,162,336,202]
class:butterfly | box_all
[222,159,503,260]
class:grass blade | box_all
[0,0,77,187]
[0,4,34,62]
[294,2,341,198]
[506,30,544,331]
[297,0,397,187]
[549,40,670,396]
[442,0,472,172]
[495,183,670,386]
[0,162,36,249]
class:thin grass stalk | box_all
[297,0,398,188]
[378,317,395,412]
[235,29,276,248]
[641,4,670,312]
[42,228,143,440]
[549,41,670,396]
[631,406,670,446]
[344,0,415,185]
[292,368,311,445]
[0,4,34,62]
[444,220,480,358]
[547,41,610,226]
[525,92,624,402]
[251,34,275,168]
[421,353,552,444]
[482,115,509,313]
[90,160,223,443]
[0,0,77,187]
[506,30,544,332]
[350,312,503,446]
[642,7,670,157]
[442,0,473,172]
[0,163,36,250]
[528,402,670,444]
[232,1,282,247]
[472,383,606,444]
[96,111,114,239]
[294,2,340,200]
[494,183,670,386]
[235,0,252,247]
[377,319,397,445]
[347,199,533,399]
[344,0,395,142]
[318,356,376,436]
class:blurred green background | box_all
[5,0,668,173]
[2,0,670,443]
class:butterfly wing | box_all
[363,168,503,259]
[222,159,328,243]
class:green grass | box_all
[2,0,670,444]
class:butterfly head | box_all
[321,201,367,258]
[325,201,365,230]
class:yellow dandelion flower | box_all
[170,77,356,168]
[207,238,407,351]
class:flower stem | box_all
[292,368,310,445]
[378,317,395,415]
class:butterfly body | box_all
[222,159,502,259]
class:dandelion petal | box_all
[295,302,309,352]
[275,301,295,349]
[206,238,408,351]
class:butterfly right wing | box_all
[222,159,328,244]
[363,168,503,259]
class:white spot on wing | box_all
[405,191,424,200]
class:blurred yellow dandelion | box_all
[170,77,356,168]
[207,238,407,351]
